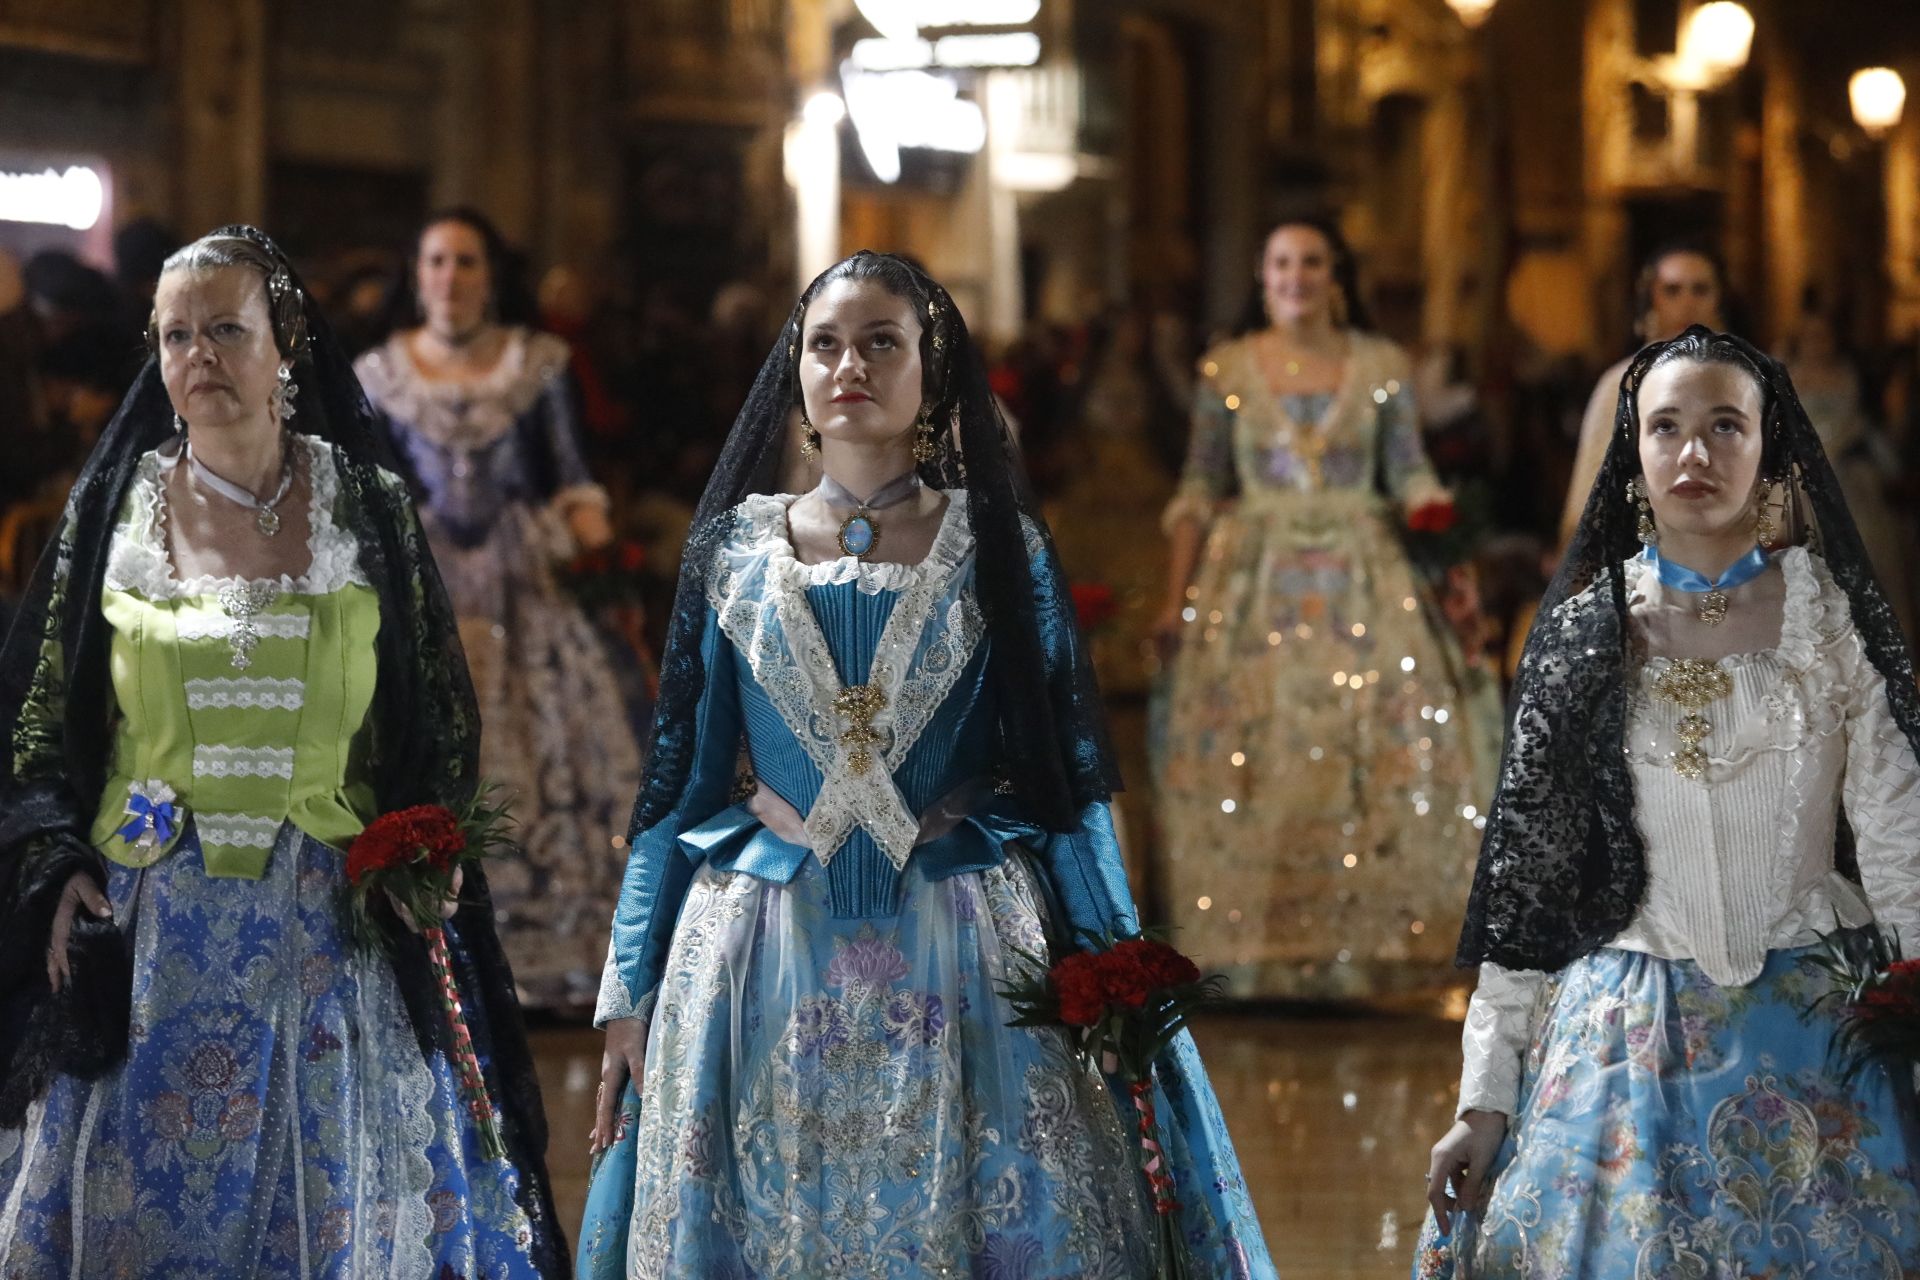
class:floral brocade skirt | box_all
[431,503,645,1012]
[1157,490,1500,999]
[577,852,1272,1280]
[1414,945,1920,1279]
[0,823,544,1279]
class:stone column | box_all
[176,0,267,232]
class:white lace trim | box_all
[791,554,930,595]
[184,676,306,710]
[354,328,570,452]
[350,939,439,1280]
[176,611,312,642]
[595,936,645,1027]
[104,435,369,599]
[710,492,983,868]
[194,811,284,849]
[192,744,296,779]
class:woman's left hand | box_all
[568,503,615,552]
[387,866,465,933]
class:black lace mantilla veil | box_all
[1457,324,1920,973]
[0,227,567,1271]
[634,251,1120,843]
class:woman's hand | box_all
[385,866,465,934]
[46,871,111,994]
[1151,604,1186,661]
[591,1016,649,1155]
[1426,1109,1508,1234]
[568,502,615,553]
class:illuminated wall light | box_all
[1851,67,1907,138]
[854,0,921,43]
[1679,3,1754,81]
[849,37,935,72]
[935,32,1041,68]
[803,90,846,127]
[0,165,104,230]
[994,151,1077,192]
[842,69,986,184]
[915,0,1041,24]
[1444,0,1496,28]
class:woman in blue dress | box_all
[1416,327,1920,1276]
[0,227,566,1276]
[576,251,1275,1279]
[356,208,644,1012]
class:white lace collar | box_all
[104,435,370,600]
[354,327,570,451]
[1625,545,1844,675]
[733,490,973,594]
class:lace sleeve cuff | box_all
[1160,487,1216,535]
[1457,963,1547,1119]
[593,945,658,1028]
[551,482,612,515]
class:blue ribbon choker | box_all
[1641,544,1770,625]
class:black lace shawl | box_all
[0,227,567,1274]
[634,251,1120,841]
[1457,326,1920,972]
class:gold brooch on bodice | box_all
[833,684,887,775]
[1650,657,1732,780]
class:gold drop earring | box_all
[800,408,821,460]
[1754,473,1782,546]
[1628,475,1658,545]
[912,409,937,464]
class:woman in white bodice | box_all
[1417,327,1920,1277]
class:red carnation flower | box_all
[1050,952,1108,1027]
[1070,583,1119,633]
[346,804,467,885]
[1407,501,1458,535]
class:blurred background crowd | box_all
[5,0,1920,940]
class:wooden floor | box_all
[531,1010,1464,1279]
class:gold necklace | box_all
[1650,658,1732,780]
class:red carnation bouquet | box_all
[1802,921,1920,1093]
[345,788,514,1160]
[1070,582,1120,634]
[557,538,649,613]
[1000,928,1227,1278]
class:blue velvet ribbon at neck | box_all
[1640,544,1770,594]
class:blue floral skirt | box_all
[0,823,544,1279]
[577,852,1273,1280]
[1414,945,1920,1279]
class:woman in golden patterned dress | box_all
[1154,216,1499,1001]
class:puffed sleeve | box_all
[1161,359,1240,533]
[1373,345,1449,512]
[1839,630,1920,955]
[594,605,742,1027]
[531,339,609,515]
[1456,962,1549,1119]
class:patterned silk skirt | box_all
[1413,945,1920,1279]
[0,824,544,1279]
[1157,490,1500,1000]
[430,502,645,1012]
[577,852,1270,1280]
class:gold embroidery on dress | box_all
[832,684,887,775]
[1651,658,1733,780]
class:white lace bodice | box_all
[103,435,370,599]
[1458,548,1920,1117]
